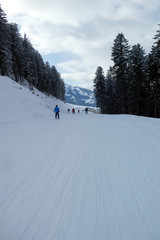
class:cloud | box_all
[1,0,160,88]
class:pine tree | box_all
[0,5,65,101]
[0,5,12,76]
[148,45,160,117]
[50,65,59,98]
[9,23,24,82]
[93,66,106,113]
[111,33,130,113]
[23,34,37,90]
[59,79,65,101]
[127,44,146,115]
[35,51,45,92]
[150,24,160,117]
[50,66,65,100]
[145,53,156,117]
[105,66,117,113]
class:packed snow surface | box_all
[1,76,160,240]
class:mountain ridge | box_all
[65,84,96,107]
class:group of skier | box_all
[68,107,88,114]
[54,105,88,119]
[68,108,79,114]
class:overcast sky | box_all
[1,0,160,89]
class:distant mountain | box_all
[65,84,96,107]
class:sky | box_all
[1,0,160,89]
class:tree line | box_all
[93,26,160,118]
[0,5,65,101]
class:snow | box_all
[1,76,160,240]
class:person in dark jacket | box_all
[54,105,60,119]
[85,107,88,114]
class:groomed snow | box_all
[1,76,160,240]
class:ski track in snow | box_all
[1,77,160,240]
[1,114,160,240]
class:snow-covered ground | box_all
[1,76,160,240]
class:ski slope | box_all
[1,76,160,240]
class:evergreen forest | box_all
[0,5,65,101]
[94,29,160,118]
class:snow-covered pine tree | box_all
[111,33,130,114]
[93,66,106,113]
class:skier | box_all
[54,105,60,119]
[85,107,88,114]
[72,108,75,113]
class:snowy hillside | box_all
[0,76,70,123]
[65,84,96,107]
[1,76,160,240]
